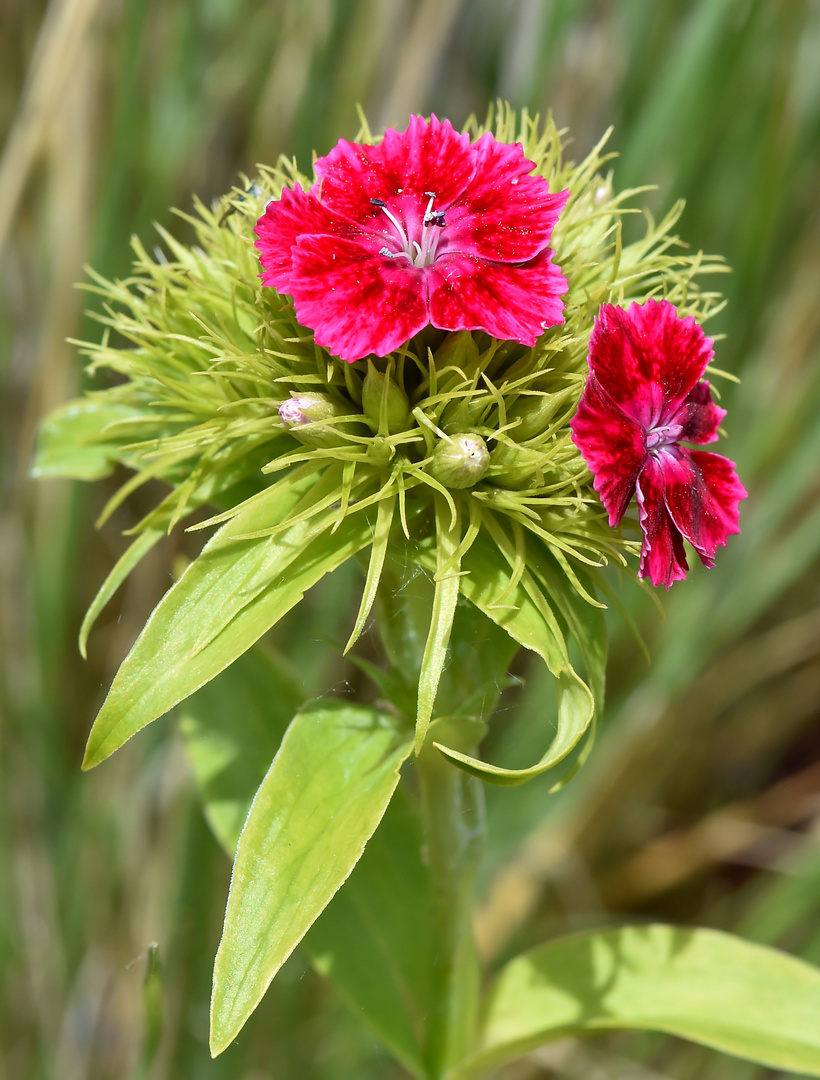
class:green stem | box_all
[376,556,486,1078]
[417,739,484,1079]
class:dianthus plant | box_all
[35,108,820,1079]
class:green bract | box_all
[36,106,726,777]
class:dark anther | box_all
[370,198,387,207]
[424,210,447,228]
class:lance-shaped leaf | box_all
[420,531,594,786]
[80,529,164,658]
[344,493,396,654]
[179,652,431,1075]
[305,788,431,1078]
[78,441,280,657]
[415,496,462,752]
[523,548,608,787]
[453,924,820,1079]
[527,548,607,712]
[209,702,413,1057]
[31,397,148,480]
[83,467,375,768]
[178,645,306,853]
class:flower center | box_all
[644,422,682,452]
[372,192,446,269]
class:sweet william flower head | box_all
[40,107,731,782]
[570,299,747,588]
[255,115,569,362]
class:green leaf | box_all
[83,468,373,768]
[209,702,413,1056]
[430,533,595,786]
[79,441,281,656]
[527,550,607,712]
[434,670,592,787]
[305,788,431,1078]
[177,645,305,854]
[415,496,462,752]
[454,925,820,1079]
[447,531,567,673]
[344,493,395,653]
[524,550,608,787]
[79,529,164,658]
[435,599,520,722]
[31,398,147,480]
[179,646,431,1074]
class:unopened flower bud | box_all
[428,433,490,489]
[433,330,480,372]
[361,361,411,434]
[440,393,492,433]
[278,393,358,447]
[506,390,568,441]
[489,442,547,490]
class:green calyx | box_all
[362,359,412,434]
[40,105,726,781]
[428,434,490,489]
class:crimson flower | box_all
[255,115,569,362]
[570,299,747,588]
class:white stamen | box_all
[377,203,410,250]
[372,191,445,268]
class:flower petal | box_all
[589,300,714,429]
[570,375,646,526]
[442,134,569,263]
[255,185,357,291]
[313,115,476,225]
[287,233,429,362]
[674,379,726,445]
[660,448,747,567]
[427,248,567,345]
[635,456,690,588]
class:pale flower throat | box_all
[372,192,446,269]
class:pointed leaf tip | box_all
[82,472,374,769]
[209,703,412,1055]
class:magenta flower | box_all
[255,115,569,362]
[570,299,747,588]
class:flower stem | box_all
[417,738,484,1079]
[376,558,485,1078]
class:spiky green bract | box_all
[50,106,726,778]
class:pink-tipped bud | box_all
[278,393,357,447]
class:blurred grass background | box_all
[2,0,820,1077]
